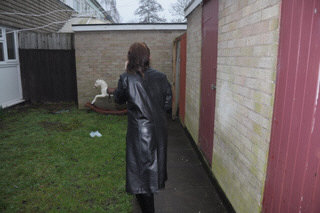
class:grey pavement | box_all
[133,119,234,213]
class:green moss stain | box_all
[231,75,236,83]
[254,102,262,114]
[253,123,262,136]
[254,92,262,103]
[271,83,276,94]
[258,133,273,213]
[270,94,275,107]
[252,141,259,163]
[272,70,277,82]
[212,139,261,213]
[269,18,279,31]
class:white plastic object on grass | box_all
[90,131,102,138]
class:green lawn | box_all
[0,104,132,212]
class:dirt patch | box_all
[39,120,81,132]
[43,103,74,113]
[7,102,38,113]
[0,133,11,140]
[104,197,118,211]
[10,102,75,113]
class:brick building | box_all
[184,4,202,143]
[72,23,187,108]
[183,0,320,212]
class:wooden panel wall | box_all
[0,0,74,33]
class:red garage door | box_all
[198,0,219,165]
[263,0,320,212]
[179,33,187,125]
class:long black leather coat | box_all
[114,68,172,194]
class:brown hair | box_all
[126,42,150,77]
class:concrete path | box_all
[133,119,234,213]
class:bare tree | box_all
[135,0,166,23]
[170,0,191,22]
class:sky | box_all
[116,0,177,23]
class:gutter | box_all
[184,0,202,17]
[72,23,187,32]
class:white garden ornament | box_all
[91,79,112,105]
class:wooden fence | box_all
[19,32,73,50]
[19,49,77,103]
[19,32,77,103]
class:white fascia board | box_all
[185,0,202,17]
[72,24,187,32]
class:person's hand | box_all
[107,88,116,94]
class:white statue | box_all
[91,79,112,105]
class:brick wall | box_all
[0,0,74,33]
[185,5,202,143]
[212,0,280,212]
[74,30,185,108]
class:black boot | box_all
[136,193,155,213]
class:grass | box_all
[0,103,132,212]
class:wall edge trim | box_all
[185,0,202,17]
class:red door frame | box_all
[263,0,320,212]
[179,33,187,125]
[198,0,219,165]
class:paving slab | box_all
[133,119,233,213]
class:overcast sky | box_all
[116,0,176,23]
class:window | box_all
[85,3,89,12]
[0,28,18,63]
[77,1,80,11]
[0,43,4,61]
[0,28,5,62]
[81,1,85,13]
[73,0,80,11]
[6,32,16,60]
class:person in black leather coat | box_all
[108,42,172,213]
